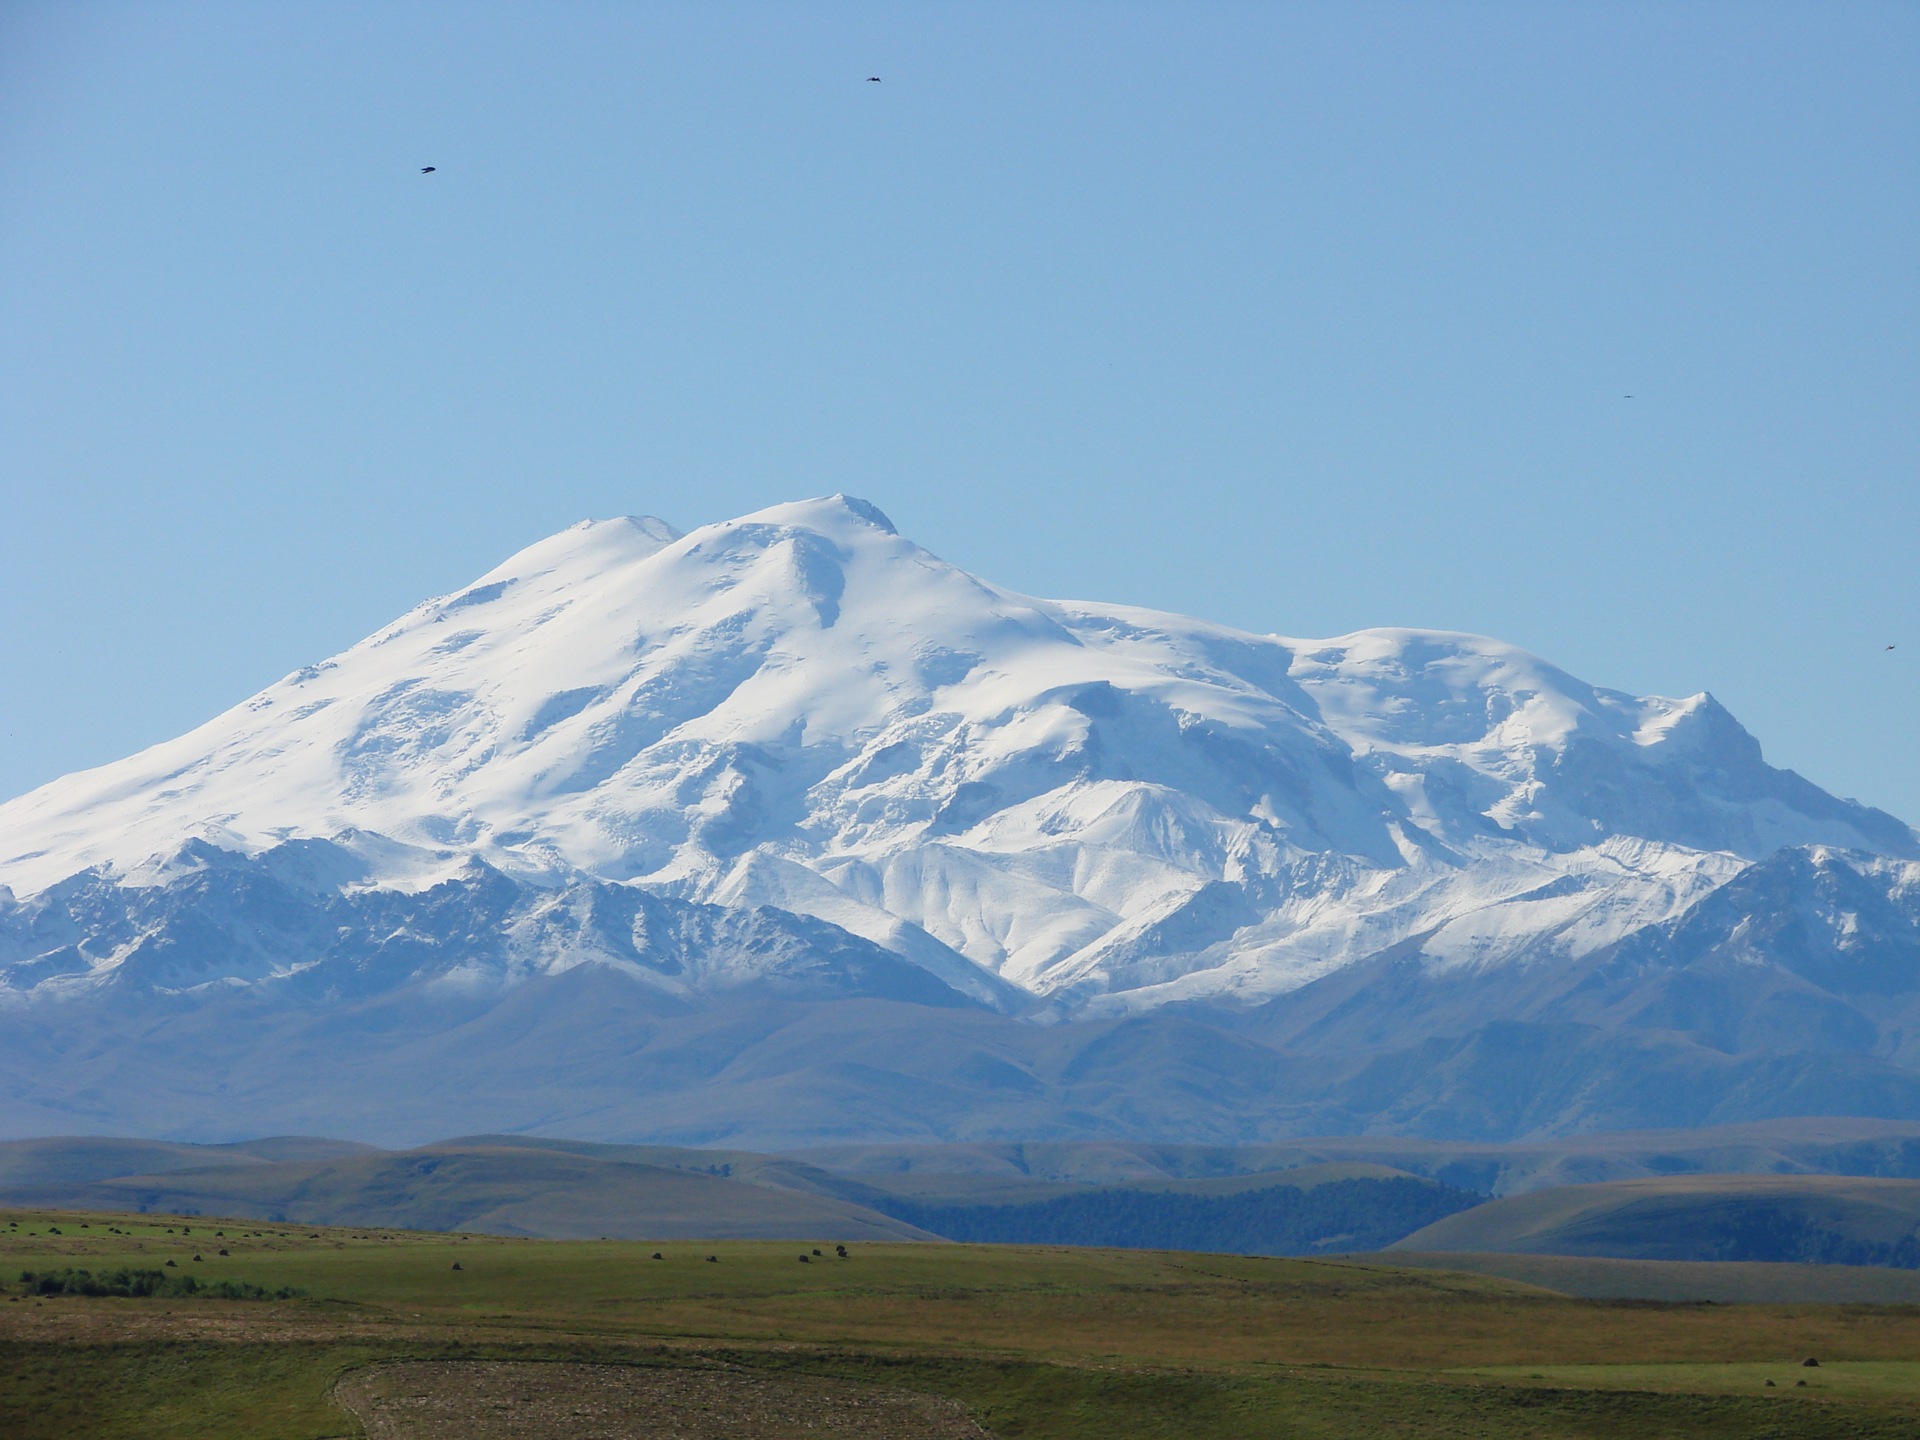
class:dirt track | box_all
[333,1360,992,1439]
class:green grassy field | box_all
[6,1207,1920,1437]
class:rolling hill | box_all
[0,1138,933,1241]
[0,1135,1469,1251]
[1392,1173,1920,1265]
[16,1125,1920,1263]
[798,1117,1920,1196]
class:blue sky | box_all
[2,1,1916,820]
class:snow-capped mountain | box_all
[2,495,1908,1009]
[1,496,1915,1144]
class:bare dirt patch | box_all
[333,1360,991,1439]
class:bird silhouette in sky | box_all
[420,166,436,174]
[866,76,881,83]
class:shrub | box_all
[18,1267,303,1300]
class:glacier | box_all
[1,495,1916,1144]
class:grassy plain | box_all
[5,1207,1920,1437]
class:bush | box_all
[17,1267,303,1300]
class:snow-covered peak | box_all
[0,498,1910,1011]
[467,514,683,586]
[728,492,900,537]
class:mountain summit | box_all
[2,499,1916,1143]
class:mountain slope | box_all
[0,838,993,1008]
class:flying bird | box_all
[420,166,436,174]
[866,76,881,82]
